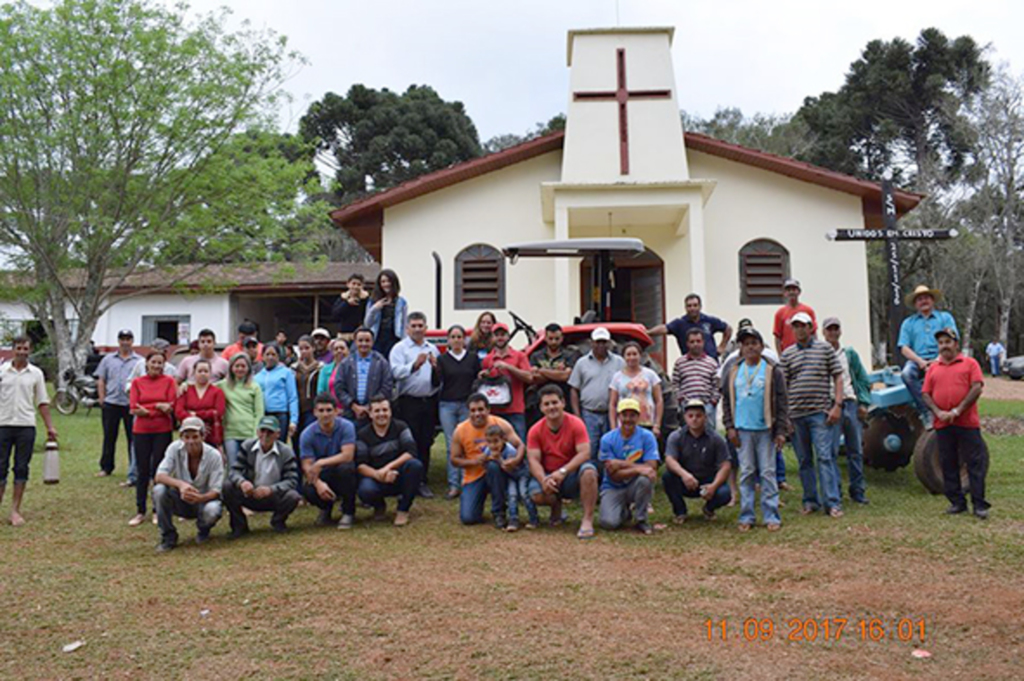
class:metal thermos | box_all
[43,440,60,484]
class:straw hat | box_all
[905,285,943,307]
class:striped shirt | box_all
[781,338,842,418]
[671,353,721,406]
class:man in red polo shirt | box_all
[773,278,817,354]
[480,323,532,443]
[922,327,988,519]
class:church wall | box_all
[688,151,874,365]
[380,151,563,333]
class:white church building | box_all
[330,27,922,365]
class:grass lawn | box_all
[1,403,1022,679]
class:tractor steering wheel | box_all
[508,310,538,345]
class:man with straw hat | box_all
[897,285,958,430]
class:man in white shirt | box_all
[0,336,58,526]
[389,311,439,498]
[152,417,224,552]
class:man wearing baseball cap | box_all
[721,327,789,531]
[597,398,660,534]
[223,415,302,536]
[773,279,817,354]
[94,329,142,478]
[568,327,625,461]
[663,399,732,523]
[152,417,225,552]
[922,327,989,519]
[479,322,534,444]
[781,312,846,518]
[311,328,334,365]
[221,321,263,362]
[822,317,872,505]
[898,285,958,429]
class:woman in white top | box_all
[608,342,664,438]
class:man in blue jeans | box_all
[898,285,958,430]
[354,396,425,526]
[662,400,732,523]
[823,317,871,505]
[722,328,789,532]
[568,327,625,461]
[781,313,846,518]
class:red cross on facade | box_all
[573,48,672,175]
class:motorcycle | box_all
[54,369,100,416]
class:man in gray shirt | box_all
[94,329,142,477]
[568,327,625,460]
[223,416,302,537]
[152,417,224,552]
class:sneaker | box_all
[118,480,133,488]
[152,513,158,525]
[672,514,687,525]
[270,522,289,534]
[393,511,410,527]
[128,514,145,527]
[945,504,967,515]
[337,514,354,530]
[444,487,460,500]
[506,519,520,532]
[372,505,388,521]
[494,514,508,530]
[195,528,211,545]
[315,509,333,526]
[973,507,989,520]
[228,526,249,540]
[525,521,538,530]
[702,505,716,521]
[155,541,176,553]
[635,521,653,535]
[851,496,870,505]
[418,484,435,499]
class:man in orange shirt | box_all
[221,321,263,362]
[773,279,817,354]
[922,327,988,519]
[450,394,524,528]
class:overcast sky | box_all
[160,0,1024,141]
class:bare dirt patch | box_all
[982,376,1024,402]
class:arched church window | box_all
[739,239,790,305]
[455,244,505,309]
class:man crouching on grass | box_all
[527,385,598,539]
[922,327,989,520]
[152,417,224,552]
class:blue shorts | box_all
[527,461,598,500]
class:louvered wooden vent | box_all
[456,244,505,309]
[739,240,789,305]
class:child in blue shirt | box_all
[484,424,538,531]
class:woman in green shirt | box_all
[219,353,264,466]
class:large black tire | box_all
[53,389,78,416]
[913,430,979,495]
[863,408,918,471]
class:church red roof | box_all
[328,130,924,256]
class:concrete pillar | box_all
[554,205,571,322]
[687,204,707,298]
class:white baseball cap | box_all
[590,327,611,342]
[791,312,813,325]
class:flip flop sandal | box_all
[576,527,595,540]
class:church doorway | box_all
[580,248,666,367]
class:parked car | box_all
[1005,355,1024,380]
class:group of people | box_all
[0,270,991,543]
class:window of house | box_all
[455,244,505,309]
[141,315,191,345]
[739,239,789,305]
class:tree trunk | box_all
[960,275,984,355]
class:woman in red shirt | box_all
[175,359,226,451]
[129,352,177,526]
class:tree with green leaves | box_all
[796,27,989,190]
[0,0,307,381]
[483,114,566,154]
[681,108,813,159]
[300,84,482,201]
